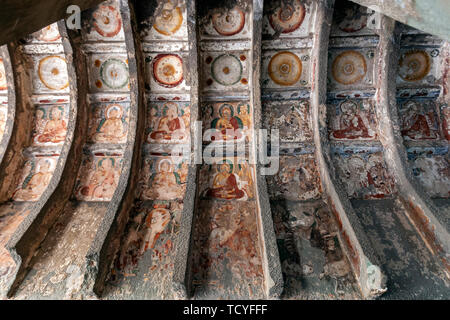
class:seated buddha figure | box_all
[93,104,127,143]
[145,159,181,200]
[401,101,437,140]
[149,102,186,142]
[332,100,374,139]
[80,158,118,200]
[36,106,67,144]
[211,104,243,141]
[206,163,245,200]
[13,159,53,201]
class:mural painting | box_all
[12,156,58,201]
[74,154,123,201]
[266,154,322,201]
[202,102,251,143]
[191,200,264,299]
[333,148,395,199]
[328,99,377,141]
[32,105,69,146]
[146,101,189,144]
[138,155,188,201]
[398,100,439,140]
[199,158,255,201]
[89,54,130,92]
[263,100,312,143]
[88,103,130,144]
[408,147,449,198]
[108,200,183,299]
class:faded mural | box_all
[191,200,265,299]
[333,147,395,199]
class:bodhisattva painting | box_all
[399,100,439,140]
[110,200,183,299]
[328,100,377,141]
[202,102,251,143]
[191,200,265,299]
[146,101,189,144]
[199,159,254,201]
[13,156,57,201]
[267,154,322,201]
[139,156,188,201]
[88,103,130,144]
[32,105,68,146]
[334,150,395,199]
[74,155,122,201]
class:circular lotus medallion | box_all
[332,51,367,85]
[154,4,183,36]
[269,0,306,34]
[93,5,122,38]
[212,7,245,36]
[211,54,243,86]
[399,50,431,82]
[0,58,6,91]
[36,23,61,42]
[268,51,302,86]
[100,58,129,89]
[153,54,184,87]
[38,56,69,90]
